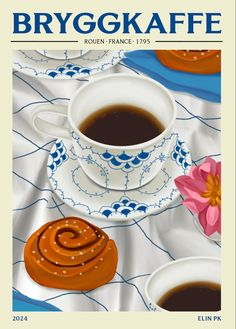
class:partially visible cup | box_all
[145,257,221,312]
[32,73,176,190]
[37,50,89,60]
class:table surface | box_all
[13,62,221,312]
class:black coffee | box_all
[79,104,165,146]
[157,281,221,311]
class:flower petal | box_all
[205,222,219,236]
[199,208,212,235]
[198,208,208,231]
[175,175,206,198]
[189,166,204,181]
[198,206,221,236]
[199,157,217,179]
[182,198,209,213]
[216,161,221,181]
[206,205,220,226]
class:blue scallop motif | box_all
[127,202,136,209]
[55,159,61,166]
[180,149,187,157]
[136,205,147,212]
[111,158,121,166]
[113,203,121,210]
[66,71,76,77]
[48,72,58,78]
[80,68,91,74]
[102,152,112,160]
[131,158,141,165]
[119,153,132,161]
[100,150,151,172]
[62,154,67,161]
[121,197,129,205]
[172,152,177,160]
[72,66,81,71]
[121,209,130,216]
[183,161,189,169]
[47,63,91,78]
[102,210,112,217]
[101,196,148,218]
[138,151,149,160]
[51,152,58,159]
[48,141,68,173]
[171,139,191,171]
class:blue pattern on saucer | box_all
[101,196,148,217]
[47,63,91,78]
[13,50,124,80]
[48,141,68,173]
[171,139,191,170]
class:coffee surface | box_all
[157,281,221,311]
[79,104,164,146]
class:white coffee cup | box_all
[37,50,89,60]
[32,73,176,190]
[145,257,221,312]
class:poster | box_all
[0,1,235,328]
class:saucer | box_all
[47,133,191,222]
[13,50,124,80]
[37,50,89,60]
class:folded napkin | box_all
[13,290,61,312]
[123,50,221,103]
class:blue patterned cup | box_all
[32,74,176,190]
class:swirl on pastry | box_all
[155,50,221,74]
[24,217,118,290]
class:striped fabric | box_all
[13,61,221,312]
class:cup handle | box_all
[32,104,71,140]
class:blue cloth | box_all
[13,290,61,312]
[123,50,221,103]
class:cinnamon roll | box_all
[24,217,118,290]
[155,50,221,74]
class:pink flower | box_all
[175,157,221,236]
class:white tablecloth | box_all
[13,62,221,311]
